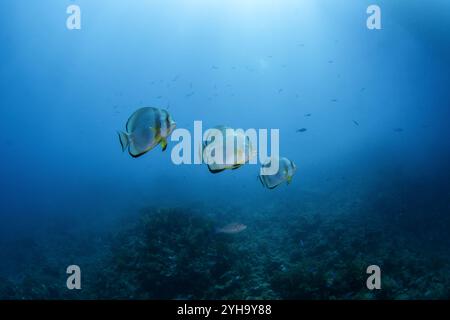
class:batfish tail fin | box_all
[118,131,130,152]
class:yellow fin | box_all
[161,138,168,151]
[287,175,292,184]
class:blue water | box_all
[0,0,449,299]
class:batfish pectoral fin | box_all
[161,138,168,151]
[287,175,293,185]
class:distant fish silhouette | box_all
[296,128,307,133]
[331,99,338,103]
[328,60,334,64]
[304,113,312,117]
[353,120,359,126]
[185,92,195,98]
[211,65,219,70]
[393,128,404,133]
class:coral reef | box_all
[1,200,450,300]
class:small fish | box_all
[296,128,307,133]
[216,223,247,234]
[331,99,338,103]
[278,89,284,94]
[304,113,312,117]
[328,60,334,64]
[211,65,219,70]
[185,92,195,98]
[393,128,404,133]
[353,120,359,126]
[117,107,176,157]
[259,157,297,189]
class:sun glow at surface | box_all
[175,0,320,21]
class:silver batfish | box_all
[202,125,256,174]
[259,157,297,189]
[118,107,176,158]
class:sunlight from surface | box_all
[173,0,320,22]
